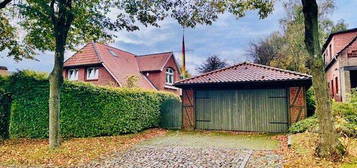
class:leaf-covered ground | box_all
[283,132,357,168]
[0,128,167,167]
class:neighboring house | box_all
[0,66,8,76]
[174,62,312,132]
[63,42,181,94]
[323,28,357,102]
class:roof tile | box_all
[64,42,168,90]
[136,52,172,72]
[175,62,311,86]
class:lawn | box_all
[0,129,167,167]
[284,132,357,168]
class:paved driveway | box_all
[87,131,283,168]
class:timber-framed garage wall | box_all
[181,87,307,132]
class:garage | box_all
[174,62,312,132]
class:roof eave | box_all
[64,62,103,68]
[174,78,312,88]
[322,28,357,52]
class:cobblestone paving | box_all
[85,132,283,168]
[88,146,250,168]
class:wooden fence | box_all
[160,98,182,129]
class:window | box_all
[165,68,174,85]
[86,67,99,80]
[68,69,78,81]
[335,77,338,94]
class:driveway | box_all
[86,131,283,168]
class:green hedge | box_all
[0,88,12,140]
[5,70,179,138]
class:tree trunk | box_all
[301,0,345,159]
[49,36,65,149]
[48,0,73,149]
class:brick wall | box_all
[325,35,357,101]
[289,87,307,124]
[144,56,181,95]
[326,60,341,101]
[63,65,119,87]
[324,31,357,64]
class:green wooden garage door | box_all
[195,89,288,132]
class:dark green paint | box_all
[195,89,288,132]
[160,98,182,129]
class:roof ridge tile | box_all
[138,51,173,57]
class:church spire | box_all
[181,28,186,79]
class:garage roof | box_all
[175,62,311,86]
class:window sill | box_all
[164,85,179,90]
[86,78,99,81]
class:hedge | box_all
[4,70,179,138]
[0,88,12,140]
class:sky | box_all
[1,0,357,75]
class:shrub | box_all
[5,70,179,138]
[332,90,357,137]
[290,90,357,137]
[289,116,318,133]
[306,88,316,117]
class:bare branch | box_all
[0,0,12,9]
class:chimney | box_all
[0,66,9,76]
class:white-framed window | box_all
[86,67,99,80]
[68,69,78,81]
[165,68,174,85]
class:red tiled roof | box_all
[64,42,160,90]
[136,52,173,72]
[64,43,102,66]
[175,62,311,86]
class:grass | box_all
[0,128,166,167]
[284,132,357,168]
[140,130,281,150]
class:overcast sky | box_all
[1,0,357,75]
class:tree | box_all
[248,0,347,74]
[197,55,228,73]
[247,32,285,65]
[301,0,345,159]
[15,0,274,148]
[125,75,139,88]
[0,0,34,61]
[17,0,172,148]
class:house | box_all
[174,62,312,132]
[323,28,357,102]
[63,42,181,94]
[0,66,8,76]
